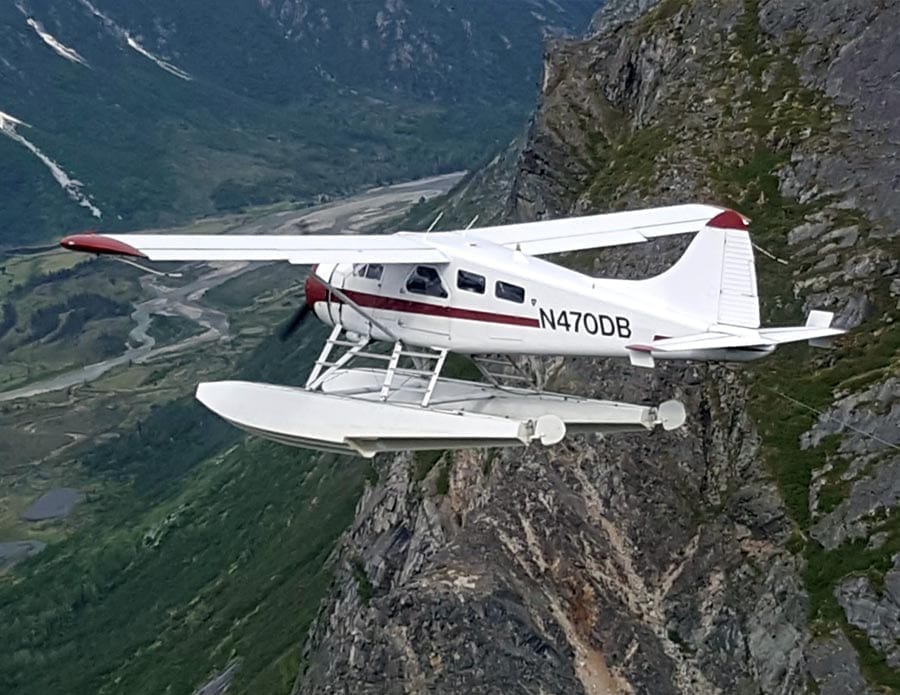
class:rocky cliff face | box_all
[256,0,597,99]
[294,1,899,692]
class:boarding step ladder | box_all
[380,341,448,406]
[306,325,448,406]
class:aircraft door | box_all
[396,265,451,342]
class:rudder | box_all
[643,210,760,328]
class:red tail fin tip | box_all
[707,210,748,230]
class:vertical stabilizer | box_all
[643,210,760,328]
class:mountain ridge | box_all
[0,0,596,244]
[293,0,900,692]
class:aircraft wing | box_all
[59,232,449,264]
[60,204,736,262]
[462,204,740,255]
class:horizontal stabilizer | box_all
[805,310,839,348]
[640,313,844,354]
[757,325,844,345]
[644,332,769,352]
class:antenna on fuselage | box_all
[426,210,444,234]
[513,241,529,264]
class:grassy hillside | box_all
[0,326,372,695]
[0,178,457,693]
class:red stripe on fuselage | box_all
[308,280,540,328]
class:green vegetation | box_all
[637,0,692,29]
[747,323,900,692]
[0,438,368,695]
[0,257,143,389]
[574,0,898,687]
[0,323,369,695]
[148,314,204,346]
[442,353,484,382]
[26,293,131,343]
[435,462,453,497]
[412,451,452,496]
[708,2,900,688]
[805,510,900,691]
[351,557,375,604]
[0,250,85,303]
[746,326,900,530]
[414,450,446,482]
[2,92,513,247]
[0,0,595,245]
[204,264,301,313]
[587,126,670,206]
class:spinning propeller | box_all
[279,209,450,342]
[279,270,328,341]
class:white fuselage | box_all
[307,233,770,362]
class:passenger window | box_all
[457,269,485,294]
[353,264,383,281]
[495,280,525,304]
[406,266,448,298]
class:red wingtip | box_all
[59,233,146,258]
[707,209,748,230]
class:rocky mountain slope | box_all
[0,0,594,244]
[294,1,899,693]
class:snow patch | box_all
[0,111,26,129]
[26,18,90,66]
[124,36,191,80]
[0,109,103,219]
[76,0,191,80]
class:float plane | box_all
[61,204,844,457]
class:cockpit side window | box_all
[457,269,486,294]
[495,280,525,304]
[405,265,448,298]
[352,263,384,280]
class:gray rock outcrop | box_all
[294,0,900,691]
[835,555,900,670]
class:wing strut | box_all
[320,280,398,341]
[306,326,371,391]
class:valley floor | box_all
[0,171,461,695]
